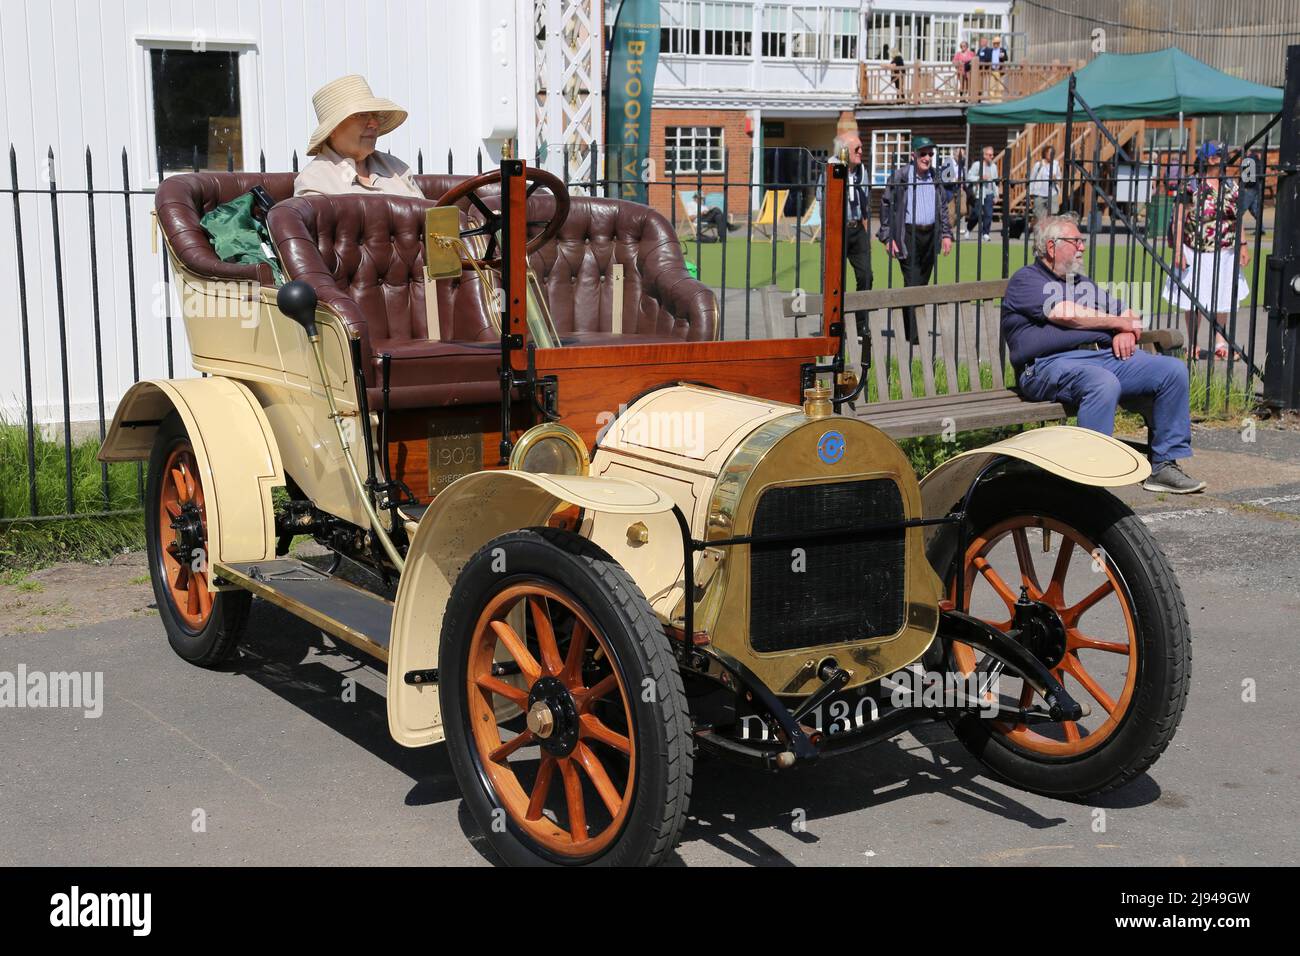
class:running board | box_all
[214,559,393,664]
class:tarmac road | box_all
[1,423,1297,867]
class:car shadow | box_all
[219,600,463,809]
[671,721,1164,865]
[223,596,1162,867]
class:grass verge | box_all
[1,421,145,573]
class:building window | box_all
[867,11,891,61]
[825,8,858,60]
[790,6,821,59]
[870,129,911,187]
[962,13,1006,52]
[150,48,243,174]
[870,11,1004,63]
[932,15,960,62]
[934,143,965,177]
[762,5,789,58]
[701,1,751,56]
[893,12,931,64]
[660,1,695,55]
[665,126,725,175]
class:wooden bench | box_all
[778,279,1183,448]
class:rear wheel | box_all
[439,528,692,866]
[943,472,1191,798]
[145,413,250,667]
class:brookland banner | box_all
[605,0,660,203]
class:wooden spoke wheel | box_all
[952,515,1138,757]
[157,444,213,631]
[941,472,1191,799]
[467,583,636,858]
[439,528,692,867]
[145,413,250,667]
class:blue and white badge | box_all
[817,430,846,464]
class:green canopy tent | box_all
[967,47,1282,124]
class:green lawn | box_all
[683,234,1271,294]
[1,421,144,571]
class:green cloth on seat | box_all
[199,192,285,285]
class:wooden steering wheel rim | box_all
[433,166,570,268]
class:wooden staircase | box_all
[995,118,1146,217]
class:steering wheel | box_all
[434,167,570,269]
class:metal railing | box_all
[0,134,1282,525]
[859,61,1076,106]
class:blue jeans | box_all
[1017,349,1193,465]
[979,194,995,236]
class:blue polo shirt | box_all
[1001,260,1120,375]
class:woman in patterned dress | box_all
[1163,141,1251,360]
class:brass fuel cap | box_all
[527,702,556,739]
[803,383,834,418]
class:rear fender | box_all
[99,378,285,568]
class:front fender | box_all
[917,425,1149,581]
[99,378,285,566]
[919,425,1150,524]
[388,470,672,748]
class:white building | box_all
[624,1,1011,220]
[0,0,540,428]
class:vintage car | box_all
[101,161,1191,866]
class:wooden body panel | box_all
[386,339,830,502]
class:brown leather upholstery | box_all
[268,194,502,409]
[154,172,297,284]
[157,171,716,408]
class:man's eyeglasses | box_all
[1053,236,1087,249]
[916,150,934,159]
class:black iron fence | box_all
[0,132,1282,525]
[564,133,1279,409]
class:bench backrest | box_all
[779,279,1015,403]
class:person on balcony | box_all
[889,48,907,102]
[294,75,423,198]
[988,36,1009,69]
[1004,214,1204,494]
[879,135,953,344]
[953,41,975,98]
[1163,140,1250,361]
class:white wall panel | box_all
[0,0,529,424]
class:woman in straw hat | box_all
[294,75,423,197]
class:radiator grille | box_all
[749,479,907,654]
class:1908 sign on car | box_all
[97,154,1190,868]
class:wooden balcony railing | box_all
[858,61,1077,107]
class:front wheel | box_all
[942,472,1191,798]
[438,528,693,866]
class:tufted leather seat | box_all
[269,194,502,408]
[156,171,716,408]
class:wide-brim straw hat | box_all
[306,75,407,155]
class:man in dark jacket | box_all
[878,135,953,343]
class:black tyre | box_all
[145,413,251,667]
[941,471,1191,798]
[439,527,693,866]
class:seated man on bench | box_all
[1003,213,1205,494]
